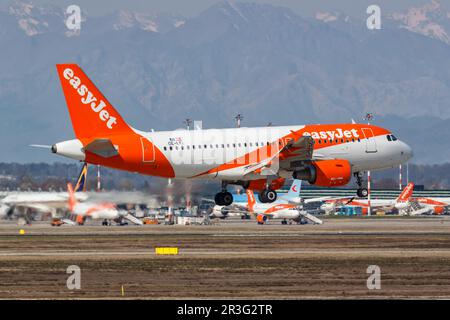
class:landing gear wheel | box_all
[257,192,264,203]
[354,172,368,197]
[214,191,233,206]
[357,188,368,198]
[259,189,278,203]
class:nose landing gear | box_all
[354,172,368,197]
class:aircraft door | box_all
[140,136,155,162]
[362,128,377,153]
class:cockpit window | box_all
[391,135,398,141]
[386,135,392,141]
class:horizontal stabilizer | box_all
[84,139,118,158]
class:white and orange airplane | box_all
[40,64,413,206]
[321,182,416,215]
[245,188,323,225]
[66,183,143,225]
[412,197,450,215]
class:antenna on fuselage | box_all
[183,118,192,130]
[235,114,243,128]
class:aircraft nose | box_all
[400,141,413,160]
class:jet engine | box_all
[293,159,351,187]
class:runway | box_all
[1,216,450,299]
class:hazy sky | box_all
[1,0,442,18]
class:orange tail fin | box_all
[246,189,256,212]
[397,182,415,203]
[56,64,133,139]
[67,183,77,211]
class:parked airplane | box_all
[43,64,413,206]
[212,180,322,224]
[211,179,327,219]
[412,197,450,215]
[66,183,143,225]
[320,182,416,215]
[0,164,88,223]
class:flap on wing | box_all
[287,135,315,160]
[84,139,119,158]
[243,145,286,176]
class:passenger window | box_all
[169,146,173,151]
[163,146,167,151]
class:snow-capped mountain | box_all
[3,0,185,36]
[1,0,450,164]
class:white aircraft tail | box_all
[286,180,302,198]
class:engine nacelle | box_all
[211,206,229,218]
[293,159,351,187]
[256,214,268,224]
[395,202,409,210]
[246,177,286,191]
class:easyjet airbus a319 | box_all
[42,64,413,206]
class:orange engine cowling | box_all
[256,214,268,224]
[434,206,445,215]
[246,177,286,191]
[294,159,351,187]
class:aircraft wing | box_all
[84,139,119,158]
[242,136,316,176]
[286,135,315,160]
[224,203,249,213]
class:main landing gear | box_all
[214,182,234,206]
[258,189,277,203]
[354,172,368,198]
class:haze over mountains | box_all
[1,0,450,164]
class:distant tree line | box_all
[0,162,449,192]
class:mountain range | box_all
[1,0,450,164]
